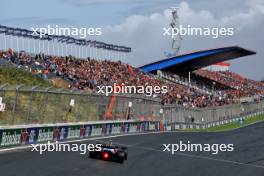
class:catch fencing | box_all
[163,100,264,124]
[0,84,264,126]
[0,84,161,126]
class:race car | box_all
[89,140,128,164]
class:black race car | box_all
[89,141,128,164]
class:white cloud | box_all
[97,0,264,80]
[60,0,156,5]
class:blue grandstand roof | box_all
[139,46,256,73]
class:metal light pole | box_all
[170,6,182,56]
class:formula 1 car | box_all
[89,140,128,164]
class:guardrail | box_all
[163,100,264,124]
[164,110,264,131]
[0,120,160,148]
[1,110,264,148]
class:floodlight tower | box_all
[170,6,182,56]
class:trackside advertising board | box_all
[0,121,159,148]
[0,129,22,147]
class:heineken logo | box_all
[1,131,21,146]
[91,127,102,136]
[129,125,137,132]
[67,128,80,139]
[38,129,53,142]
[111,126,121,134]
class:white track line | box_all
[0,131,176,153]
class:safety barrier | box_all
[164,111,264,131]
[0,84,161,125]
[0,84,263,126]
[0,120,160,148]
[1,111,263,148]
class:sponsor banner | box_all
[83,125,92,138]
[149,123,156,131]
[0,129,22,147]
[0,121,160,148]
[106,123,112,135]
[140,123,145,132]
[101,124,107,135]
[166,125,171,131]
[154,122,160,131]
[111,123,122,134]
[91,124,103,137]
[67,126,80,139]
[53,126,68,141]
[99,123,112,136]
[144,122,149,131]
[154,122,158,130]
[22,128,38,145]
[155,122,160,131]
[175,124,180,130]
[123,123,129,133]
[37,127,54,142]
[128,123,138,133]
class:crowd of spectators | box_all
[195,69,264,98]
[0,48,263,108]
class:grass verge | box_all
[0,67,52,87]
[187,113,264,132]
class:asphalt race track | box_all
[1,122,264,176]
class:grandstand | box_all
[140,46,264,105]
[0,45,263,109]
[0,25,263,110]
[139,46,255,73]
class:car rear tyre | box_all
[117,152,125,164]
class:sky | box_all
[0,0,263,80]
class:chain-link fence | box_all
[0,84,264,126]
[0,84,161,125]
[163,100,264,124]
